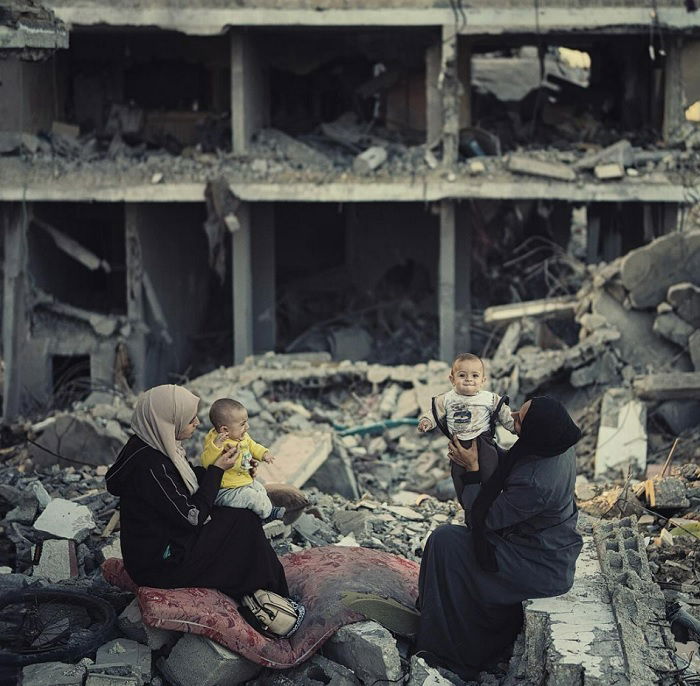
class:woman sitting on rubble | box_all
[415,395,583,680]
[105,384,289,601]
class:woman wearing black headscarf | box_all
[415,396,583,679]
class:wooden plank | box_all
[633,372,700,400]
[483,296,578,325]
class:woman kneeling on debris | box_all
[105,384,289,601]
[416,395,583,679]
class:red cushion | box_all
[102,546,419,668]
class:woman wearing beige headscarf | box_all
[106,384,289,600]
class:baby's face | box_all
[449,359,485,396]
[226,408,249,440]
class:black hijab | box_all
[470,396,582,572]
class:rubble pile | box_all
[0,232,699,683]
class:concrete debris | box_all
[33,498,97,542]
[95,638,151,685]
[593,162,624,180]
[353,146,387,175]
[324,621,402,685]
[667,282,700,329]
[32,538,78,582]
[645,477,690,510]
[633,372,700,401]
[507,154,576,181]
[159,633,261,686]
[653,311,695,348]
[22,661,87,686]
[257,128,333,169]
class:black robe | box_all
[416,445,582,678]
[105,435,288,600]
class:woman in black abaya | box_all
[415,396,583,679]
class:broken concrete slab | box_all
[259,654,360,686]
[594,388,647,479]
[405,655,454,686]
[22,661,87,686]
[645,477,689,510]
[668,282,700,328]
[521,535,626,685]
[258,128,332,169]
[29,414,124,468]
[591,290,688,371]
[34,498,97,542]
[653,311,694,347]
[690,330,700,371]
[573,139,633,171]
[633,372,700,400]
[95,638,151,685]
[118,598,179,651]
[159,633,261,686]
[507,154,576,181]
[656,400,700,435]
[325,621,402,685]
[256,430,338,490]
[620,230,700,309]
[32,539,78,582]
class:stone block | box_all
[668,282,700,328]
[32,539,78,582]
[34,499,97,542]
[22,661,87,686]
[256,431,333,489]
[95,638,151,685]
[101,538,123,560]
[333,510,374,538]
[594,162,624,179]
[29,480,52,509]
[324,621,402,685]
[620,230,700,309]
[262,654,360,686]
[85,673,139,686]
[5,496,38,524]
[159,633,261,686]
[646,477,689,510]
[594,388,647,479]
[653,311,694,347]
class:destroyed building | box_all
[1,1,700,420]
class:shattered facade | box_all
[1,2,700,418]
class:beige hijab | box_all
[131,384,200,494]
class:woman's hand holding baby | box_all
[214,444,239,470]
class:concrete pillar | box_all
[441,24,460,167]
[233,203,253,364]
[455,202,472,352]
[251,203,276,353]
[230,30,269,154]
[663,37,684,141]
[458,36,472,129]
[439,200,456,362]
[425,42,441,148]
[2,203,28,419]
[124,204,147,391]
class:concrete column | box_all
[426,42,442,148]
[439,199,456,362]
[230,30,269,154]
[2,203,28,419]
[124,204,147,391]
[663,37,684,141]
[251,203,276,353]
[455,202,472,352]
[441,24,460,167]
[458,36,472,129]
[233,203,253,364]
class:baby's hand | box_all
[263,453,276,464]
[213,430,229,448]
[418,418,432,433]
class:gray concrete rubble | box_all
[33,498,97,541]
[32,538,78,582]
[22,661,87,686]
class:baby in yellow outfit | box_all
[200,398,285,521]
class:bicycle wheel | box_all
[0,588,116,666]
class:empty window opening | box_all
[52,354,91,409]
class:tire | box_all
[0,588,116,666]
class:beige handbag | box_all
[240,590,305,638]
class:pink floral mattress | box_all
[102,545,419,668]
